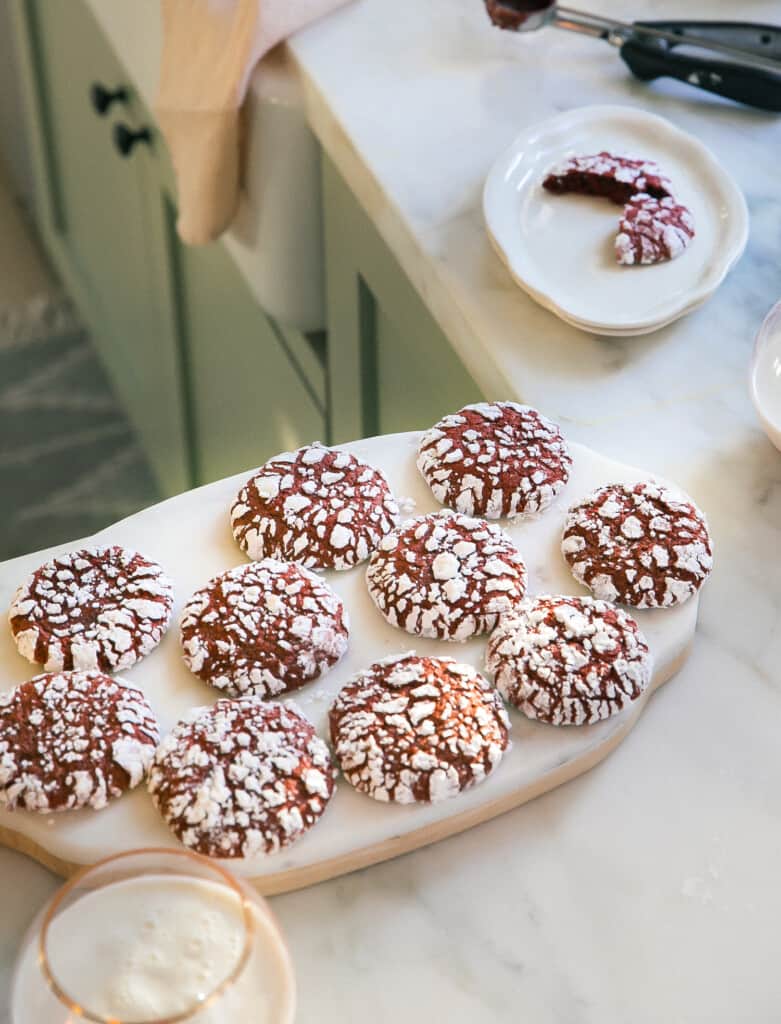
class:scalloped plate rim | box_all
[484,103,749,335]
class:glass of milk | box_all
[11,848,296,1024]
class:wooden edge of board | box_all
[0,640,694,892]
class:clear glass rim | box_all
[752,299,781,363]
[750,299,781,430]
[37,847,256,1024]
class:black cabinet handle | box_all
[90,82,128,116]
[113,123,152,157]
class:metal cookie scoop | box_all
[484,1,781,111]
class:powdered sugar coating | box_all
[486,595,652,726]
[230,443,400,570]
[329,653,510,804]
[9,546,173,673]
[180,559,349,699]
[562,481,713,608]
[616,193,695,266]
[148,698,335,859]
[543,151,673,205]
[0,670,159,813]
[366,510,527,641]
[417,401,572,519]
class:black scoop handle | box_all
[620,20,781,112]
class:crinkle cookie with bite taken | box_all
[180,559,349,699]
[148,698,335,859]
[9,545,173,673]
[543,151,673,205]
[486,594,652,726]
[366,510,527,642]
[329,653,510,804]
[416,401,571,519]
[0,670,159,813]
[230,442,400,570]
[561,481,713,609]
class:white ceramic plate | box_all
[484,105,749,336]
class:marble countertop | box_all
[3,1,781,1021]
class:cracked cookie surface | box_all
[9,546,173,673]
[417,402,571,519]
[0,670,159,813]
[149,698,335,858]
[562,481,713,608]
[366,510,527,641]
[330,653,510,804]
[487,595,652,725]
[231,443,400,570]
[180,559,349,699]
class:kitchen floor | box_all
[0,163,160,561]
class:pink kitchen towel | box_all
[156,0,352,245]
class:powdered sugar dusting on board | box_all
[180,559,349,699]
[230,443,400,570]
[329,654,510,804]
[486,595,652,726]
[562,481,713,609]
[0,670,159,813]
[417,401,571,519]
[8,546,173,673]
[366,510,527,641]
[148,698,335,858]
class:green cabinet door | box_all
[165,207,326,485]
[371,302,481,437]
[323,157,482,442]
[20,0,190,495]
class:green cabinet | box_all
[18,0,190,495]
[12,0,326,496]
[13,0,481,491]
[322,156,482,442]
[166,216,326,483]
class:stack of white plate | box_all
[484,105,748,337]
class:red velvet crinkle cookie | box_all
[148,698,335,859]
[230,443,400,570]
[562,481,713,608]
[486,595,652,726]
[180,559,349,699]
[9,545,173,673]
[417,401,572,519]
[366,510,527,641]
[0,670,160,813]
[543,151,673,205]
[329,653,510,804]
[615,193,695,266]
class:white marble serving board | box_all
[0,432,698,892]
